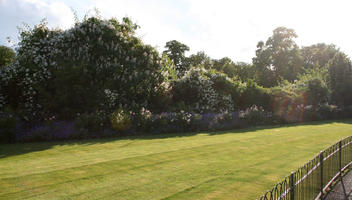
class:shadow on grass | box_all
[1,119,351,159]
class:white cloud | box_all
[89,0,193,53]
[1,0,352,62]
[185,0,352,61]
[0,0,74,45]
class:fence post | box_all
[320,152,324,199]
[290,172,295,200]
[339,141,349,200]
[339,141,342,172]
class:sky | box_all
[1,0,352,63]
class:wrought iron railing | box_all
[259,135,352,200]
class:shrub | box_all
[171,68,233,113]
[338,105,352,119]
[199,112,242,131]
[132,110,243,134]
[306,78,329,106]
[239,80,271,110]
[207,70,238,111]
[74,112,106,133]
[240,105,266,125]
[316,104,339,120]
[110,109,131,132]
[0,112,17,142]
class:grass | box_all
[1,120,352,200]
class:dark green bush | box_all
[240,106,269,125]
[316,104,339,120]
[0,113,17,143]
[74,112,106,133]
[240,80,272,110]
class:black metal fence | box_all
[259,135,352,200]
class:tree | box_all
[212,57,233,72]
[327,52,352,106]
[253,27,303,87]
[253,40,276,87]
[233,62,256,81]
[306,78,329,106]
[0,45,15,68]
[163,40,190,77]
[188,51,212,69]
[301,43,339,69]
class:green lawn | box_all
[1,120,352,200]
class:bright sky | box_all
[1,0,352,63]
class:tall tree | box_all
[188,51,212,69]
[301,43,339,69]
[233,62,256,81]
[213,57,233,72]
[253,27,303,87]
[327,52,352,106]
[163,40,190,77]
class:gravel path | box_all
[325,170,352,200]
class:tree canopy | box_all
[0,45,15,68]
[253,27,303,86]
[163,40,190,77]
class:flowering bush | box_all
[8,104,352,142]
[132,110,242,134]
[0,16,164,121]
[240,105,279,125]
[171,68,234,113]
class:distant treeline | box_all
[0,16,351,142]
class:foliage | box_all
[2,16,352,142]
[187,51,212,69]
[232,62,256,81]
[163,40,190,77]
[212,57,233,72]
[148,54,177,112]
[110,109,132,132]
[306,77,329,106]
[316,104,339,120]
[238,79,271,110]
[0,46,15,68]
[0,111,17,143]
[327,52,352,106]
[301,43,339,69]
[75,111,106,132]
[296,68,329,106]
[171,68,234,113]
[0,17,164,121]
[253,27,303,86]
[240,105,278,125]
[133,110,242,133]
